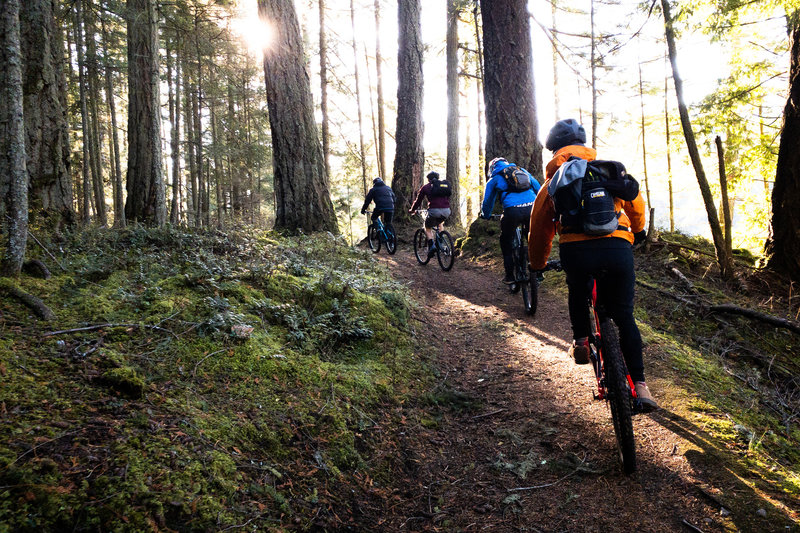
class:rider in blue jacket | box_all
[480,158,540,283]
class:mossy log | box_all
[0,278,56,321]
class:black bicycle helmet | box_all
[373,177,383,185]
[487,157,507,177]
[545,119,586,152]
[426,171,440,182]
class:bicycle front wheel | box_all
[368,225,381,253]
[436,231,455,271]
[519,244,533,314]
[386,229,397,255]
[413,229,430,265]
[600,318,636,475]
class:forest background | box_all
[1,0,789,254]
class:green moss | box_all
[100,366,146,398]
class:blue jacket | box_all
[480,161,540,218]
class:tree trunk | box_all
[638,62,651,207]
[590,0,597,149]
[258,0,338,234]
[765,10,800,280]
[74,0,92,225]
[350,0,368,196]
[193,13,204,227]
[661,0,732,279]
[101,13,124,228]
[124,0,165,226]
[665,54,674,232]
[391,0,424,225]
[480,0,542,181]
[715,136,733,263]
[473,2,485,198]
[0,0,28,276]
[20,0,73,231]
[445,0,462,230]
[374,0,386,181]
[551,0,560,120]
[319,0,330,178]
[210,101,223,230]
[84,1,106,227]
[183,56,197,226]
[168,35,181,225]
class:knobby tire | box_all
[386,229,397,255]
[599,318,637,474]
[436,231,455,271]
[368,225,381,253]
[414,229,431,265]
[520,244,533,314]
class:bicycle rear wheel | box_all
[413,229,431,265]
[599,318,636,474]
[368,225,381,253]
[386,228,397,255]
[436,231,454,271]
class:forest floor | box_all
[363,235,800,533]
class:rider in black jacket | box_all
[361,177,396,234]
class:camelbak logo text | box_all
[590,190,606,199]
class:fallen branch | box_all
[507,455,586,491]
[636,280,800,335]
[471,408,506,420]
[657,239,756,270]
[710,304,800,335]
[681,519,705,533]
[43,323,176,338]
[193,349,228,377]
[0,279,55,321]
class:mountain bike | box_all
[412,210,454,271]
[536,259,641,474]
[489,215,534,314]
[365,211,397,255]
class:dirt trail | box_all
[369,249,764,532]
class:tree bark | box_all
[84,1,107,227]
[391,0,424,225]
[168,34,181,225]
[472,2,485,198]
[765,10,800,280]
[74,0,92,225]
[715,136,733,266]
[374,0,387,181]
[0,0,28,276]
[124,0,165,226]
[480,0,542,181]
[258,0,338,234]
[639,62,651,207]
[101,13,124,228]
[350,0,368,196]
[319,0,330,178]
[182,55,197,226]
[661,0,732,280]
[665,54,674,232]
[20,0,73,231]
[446,0,462,229]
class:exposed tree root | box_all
[0,278,56,321]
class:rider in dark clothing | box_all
[361,177,396,234]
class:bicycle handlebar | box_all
[535,259,562,273]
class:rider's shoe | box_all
[569,339,591,365]
[634,382,659,412]
[502,274,516,284]
[427,245,436,258]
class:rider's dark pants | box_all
[372,210,394,235]
[500,205,532,278]
[559,237,645,382]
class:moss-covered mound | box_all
[0,226,426,532]
[455,217,502,260]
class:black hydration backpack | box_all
[500,165,533,193]
[550,158,639,236]
[430,179,452,198]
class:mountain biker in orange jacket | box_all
[528,119,657,411]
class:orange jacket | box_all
[528,145,646,270]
